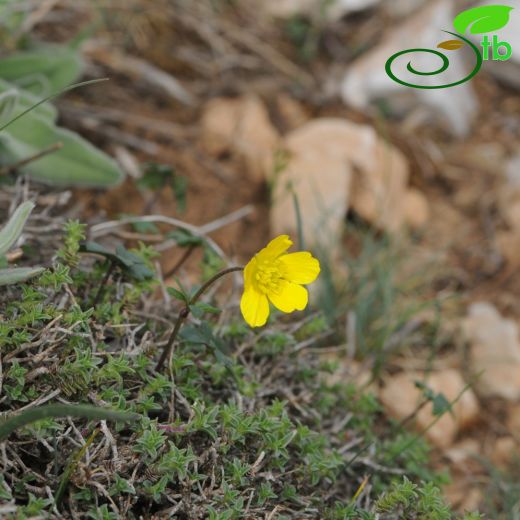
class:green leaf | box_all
[415,381,452,417]
[180,322,217,346]
[0,89,18,127]
[0,46,84,96]
[114,245,155,281]
[0,404,138,441]
[78,241,112,257]
[0,201,35,256]
[172,175,188,214]
[453,5,514,34]
[0,267,44,286]
[78,241,155,281]
[190,301,221,318]
[0,78,57,123]
[431,393,451,417]
[137,163,174,191]
[0,111,124,186]
[167,286,189,304]
[167,229,204,247]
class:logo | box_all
[385,5,514,89]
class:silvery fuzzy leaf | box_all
[0,201,34,257]
[0,266,44,286]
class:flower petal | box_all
[240,287,270,327]
[257,235,293,262]
[243,257,256,288]
[268,281,308,313]
[279,252,320,285]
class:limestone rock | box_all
[444,483,483,511]
[379,369,479,448]
[262,0,380,20]
[491,436,517,468]
[445,438,480,464]
[274,93,309,131]
[404,188,430,229]
[507,404,520,433]
[497,231,520,268]
[200,96,280,182]
[383,0,428,17]
[270,119,352,250]
[270,118,409,248]
[499,153,520,233]
[464,302,520,401]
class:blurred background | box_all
[1,0,520,514]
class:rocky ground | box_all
[2,0,520,515]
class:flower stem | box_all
[155,266,244,371]
[92,259,116,307]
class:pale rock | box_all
[383,0,428,17]
[262,0,379,21]
[506,154,520,188]
[459,489,483,512]
[379,370,479,448]
[341,0,478,136]
[491,436,517,468]
[403,188,430,229]
[270,118,410,247]
[349,136,409,233]
[503,200,520,231]
[506,403,520,433]
[464,302,520,401]
[261,0,314,18]
[445,438,480,464]
[497,231,520,268]
[270,120,352,250]
[200,96,280,182]
[325,0,380,20]
[275,93,309,131]
[444,482,482,511]
[320,356,374,390]
[499,154,520,232]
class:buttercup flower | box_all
[240,235,320,327]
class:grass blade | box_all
[0,78,108,133]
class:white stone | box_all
[270,118,410,248]
[465,302,520,401]
[262,0,380,20]
[199,96,280,183]
[380,369,479,448]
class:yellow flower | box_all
[240,235,320,327]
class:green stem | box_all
[92,259,116,307]
[0,404,137,442]
[155,266,244,371]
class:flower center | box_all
[255,259,284,294]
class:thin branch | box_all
[0,142,63,175]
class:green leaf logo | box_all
[453,5,514,34]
